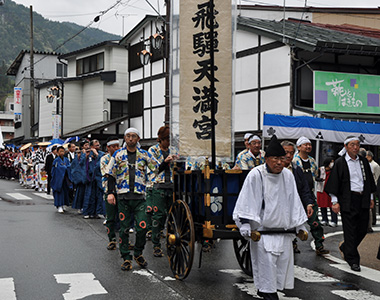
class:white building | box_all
[6,50,66,142]
[119,15,168,146]
[36,41,129,141]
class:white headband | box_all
[338,137,360,156]
[244,133,253,140]
[296,136,311,147]
[124,127,140,137]
[248,135,261,144]
[344,137,360,145]
[107,140,119,146]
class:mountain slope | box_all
[0,0,121,66]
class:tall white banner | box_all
[179,0,232,158]
[52,114,61,139]
[14,87,22,122]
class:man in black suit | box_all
[325,136,376,272]
[65,143,76,163]
[45,146,58,195]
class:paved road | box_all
[1,178,380,300]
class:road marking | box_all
[294,265,338,282]
[33,193,54,200]
[6,193,32,200]
[54,273,107,300]
[220,270,302,299]
[132,270,160,283]
[163,276,176,281]
[0,278,16,300]
[325,254,380,283]
[332,290,380,299]
[132,270,183,298]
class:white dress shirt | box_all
[330,153,364,204]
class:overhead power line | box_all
[23,0,125,72]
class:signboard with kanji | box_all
[314,71,380,114]
[179,0,232,158]
[52,114,61,139]
[14,87,22,122]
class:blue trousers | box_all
[72,183,85,209]
[83,181,105,216]
[53,179,70,208]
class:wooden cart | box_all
[165,159,252,280]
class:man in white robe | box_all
[233,135,308,300]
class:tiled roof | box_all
[237,16,380,54]
[62,115,128,138]
[7,50,61,76]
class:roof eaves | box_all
[7,50,61,75]
[62,115,129,138]
[120,15,165,46]
[237,21,316,52]
[59,40,122,59]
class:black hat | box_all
[265,135,286,157]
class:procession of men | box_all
[2,127,379,300]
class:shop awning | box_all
[263,114,380,145]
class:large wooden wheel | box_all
[166,200,195,280]
[233,238,252,276]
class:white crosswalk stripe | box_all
[294,265,338,282]
[0,273,107,300]
[221,261,380,299]
[0,278,16,300]
[332,290,380,300]
[5,193,32,200]
[32,193,54,200]
[54,273,108,300]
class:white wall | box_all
[260,46,290,87]
[234,92,259,132]
[235,55,258,92]
[39,83,57,138]
[82,78,104,126]
[235,30,259,51]
[63,81,83,134]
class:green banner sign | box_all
[314,71,380,114]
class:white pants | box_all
[250,234,294,293]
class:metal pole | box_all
[60,81,64,138]
[164,0,170,125]
[30,5,34,138]
[210,0,216,170]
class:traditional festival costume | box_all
[325,137,376,270]
[233,136,307,298]
[107,128,161,267]
[100,151,119,247]
[51,155,72,210]
[147,139,174,256]
[293,137,327,252]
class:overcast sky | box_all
[11,0,379,37]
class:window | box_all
[56,63,68,77]
[76,52,104,75]
[110,100,128,119]
[129,42,144,72]
[128,91,143,117]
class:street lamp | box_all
[46,94,54,104]
[46,82,64,137]
[150,33,164,50]
[138,49,152,66]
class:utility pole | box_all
[30,5,34,138]
[164,0,170,125]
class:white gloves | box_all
[240,223,251,240]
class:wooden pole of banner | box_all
[210,0,216,170]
